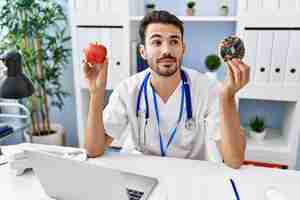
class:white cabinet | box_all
[71,0,127,26]
[75,27,127,90]
[108,28,127,90]
[69,0,131,147]
[237,0,300,169]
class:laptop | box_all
[26,150,158,200]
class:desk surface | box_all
[1,148,300,200]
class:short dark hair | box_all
[139,10,184,45]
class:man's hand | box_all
[83,58,108,93]
[220,58,250,98]
[217,58,249,168]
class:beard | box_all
[151,57,182,77]
[154,64,178,77]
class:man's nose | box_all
[161,42,172,54]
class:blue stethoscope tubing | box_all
[136,69,194,156]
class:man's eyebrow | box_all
[149,34,162,39]
[170,35,181,39]
[148,33,181,40]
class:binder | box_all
[279,0,297,9]
[270,31,289,85]
[254,31,273,84]
[247,0,261,11]
[87,0,98,13]
[284,31,300,86]
[243,30,259,82]
[110,0,126,14]
[262,0,279,10]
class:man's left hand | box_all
[220,58,250,99]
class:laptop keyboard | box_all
[126,188,144,200]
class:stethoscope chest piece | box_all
[185,118,196,131]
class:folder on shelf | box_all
[270,31,289,85]
[284,31,300,86]
[254,31,273,84]
[243,30,259,82]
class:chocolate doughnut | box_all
[219,36,245,62]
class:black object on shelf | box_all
[0,125,13,139]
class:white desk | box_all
[1,149,300,200]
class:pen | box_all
[230,178,240,200]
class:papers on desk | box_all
[165,174,236,200]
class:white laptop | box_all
[26,150,158,200]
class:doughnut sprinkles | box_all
[219,36,245,62]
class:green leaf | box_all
[0,0,71,129]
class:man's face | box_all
[140,23,185,77]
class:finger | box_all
[232,59,243,87]
[234,59,250,86]
[226,61,234,85]
[83,61,97,79]
[227,60,241,86]
[241,61,250,85]
[96,58,109,88]
[83,60,90,75]
[100,57,109,76]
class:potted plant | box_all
[146,2,156,14]
[205,54,221,79]
[219,0,229,16]
[0,0,71,145]
[249,116,266,142]
[186,1,196,16]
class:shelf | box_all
[130,16,237,22]
[246,128,289,153]
[237,84,300,102]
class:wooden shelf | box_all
[130,16,237,22]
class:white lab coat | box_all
[103,67,222,162]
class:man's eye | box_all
[170,40,179,45]
[152,40,161,46]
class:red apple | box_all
[84,42,107,65]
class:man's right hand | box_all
[83,58,108,94]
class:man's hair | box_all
[139,10,184,45]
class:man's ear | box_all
[183,42,186,55]
[139,43,147,60]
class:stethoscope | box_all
[136,69,196,156]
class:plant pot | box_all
[186,8,195,16]
[250,130,266,143]
[205,71,218,80]
[24,123,65,146]
[146,7,155,14]
[219,6,229,16]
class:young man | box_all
[84,10,249,169]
